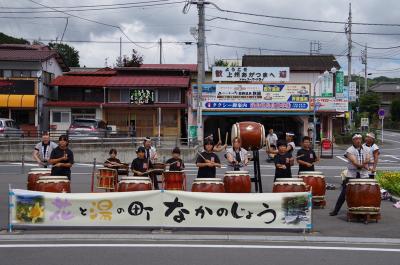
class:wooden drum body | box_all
[346,179,381,214]
[224,171,251,193]
[192,178,225,193]
[163,171,185,190]
[97,167,117,190]
[35,176,71,193]
[273,178,306,193]
[299,171,326,205]
[27,168,51,190]
[117,177,153,192]
[231,122,265,151]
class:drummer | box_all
[296,136,319,173]
[48,135,74,180]
[33,132,57,168]
[143,137,158,163]
[226,137,248,171]
[285,132,296,155]
[104,148,123,168]
[363,132,380,179]
[196,139,222,178]
[130,146,159,189]
[330,133,369,216]
[166,147,185,171]
[274,140,294,181]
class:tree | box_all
[359,92,381,123]
[121,49,143,67]
[0,32,29,44]
[391,100,400,122]
[48,42,80,67]
[213,59,229,67]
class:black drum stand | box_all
[251,150,263,193]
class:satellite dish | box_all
[36,70,42,78]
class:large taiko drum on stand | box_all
[27,168,51,190]
[163,171,185,190]
[117,177,153,192]
[299,171,326,206]
[231,122,265,150]
[223,171,251,193]
[97,167,117,190]
[192,178,225,193]
[272,178,307,193]
[35,176,71,193]
[346,179,381,214]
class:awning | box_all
[0,94,36,108]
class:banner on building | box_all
[193,83,310,111]
[10,189,312,229]
[349,82,357,102]
[130,89,155,104]
[311,97,348,112]
[335,71,344,94]
[320,74,334,97]
[212,67,290,82]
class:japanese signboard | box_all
[335,71,344,94]
[193,83,310,111]
[320,74,334,97]
[130,89,154,104]
[10,189,312,229]
[349,82,357,102]
[310,97,348,112]
[212,67,290,82]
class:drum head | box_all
[348,179,377,184]
[299,171,324,175]
[29,168,51,172]
[38,176,68,180]
[193,178,223,184]
[225,171,249,175]
[275,178,302,182]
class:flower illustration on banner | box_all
[49,197,74,221]
[27,202,44,224]
[15,195,45,224]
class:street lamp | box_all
[312,67,337,148]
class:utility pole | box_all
[159,38,162,64]
[345,3,352,85]
[364,43,368,94]
[195,0,206,143]
[119,37,122,62]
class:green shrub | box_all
[376,171,400,197]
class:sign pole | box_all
[381,118,384,144]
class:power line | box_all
[24,38,194,44]
[27,0,155,49]
[207,16,400,36]
[0,1,185,13]
[352,40,400,50]
[0,16,68,19]
[1,0,172,9]
[208,5,400,27]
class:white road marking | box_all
[335,156,348,162]
[383,155,400,160]
[0,243,399,252]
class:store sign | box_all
[361,118,369,127]
[194,83,310,111]
[10,189,312,229]
[311,97,348,112]
[129,89,154,104]
[0,79,35,94]
[212,67,290,82]
[335,71,344,94]
[320,74,334,97]
[349,82,357,102]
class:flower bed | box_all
[376,171,400,197]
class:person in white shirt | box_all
[362,132,380,179]
[330,133,369,216]
[266,128,278,161]
[33,133,57,168]
[285,132,296,156]
[143,137,158,164]
[226,137,249,171]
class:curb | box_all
[1,233,400,245]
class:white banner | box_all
[349,82,357,102]
[11,189,312,229]
[212,67,290,82]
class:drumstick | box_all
[167,160,179,166]
[197,150,208,161]
[225,132,228,145]
[295,154,305,159]
[218,128,221,143]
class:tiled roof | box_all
[370,82,400,93]
[242,55,341,71]
[66,68,117,76]
[50,75,190,88]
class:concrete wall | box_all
[0,143,198,163]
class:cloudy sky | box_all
[1,0,400,77]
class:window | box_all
[157,88,181,103]
[52,111,70,123]
[108,89,129,103]
[0,70,3,77]
[12,70,31,78]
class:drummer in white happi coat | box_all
[362,132,380,179]
[226,137,249,171]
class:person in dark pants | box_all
[273,140,294,181]
[296,136,319,173]
[49,135,74,180]
[329,133,369,216]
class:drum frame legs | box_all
[347,211,381,224]
[251,150,263,193]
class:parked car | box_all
[0,118,23,138]
[67,118,110,139]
